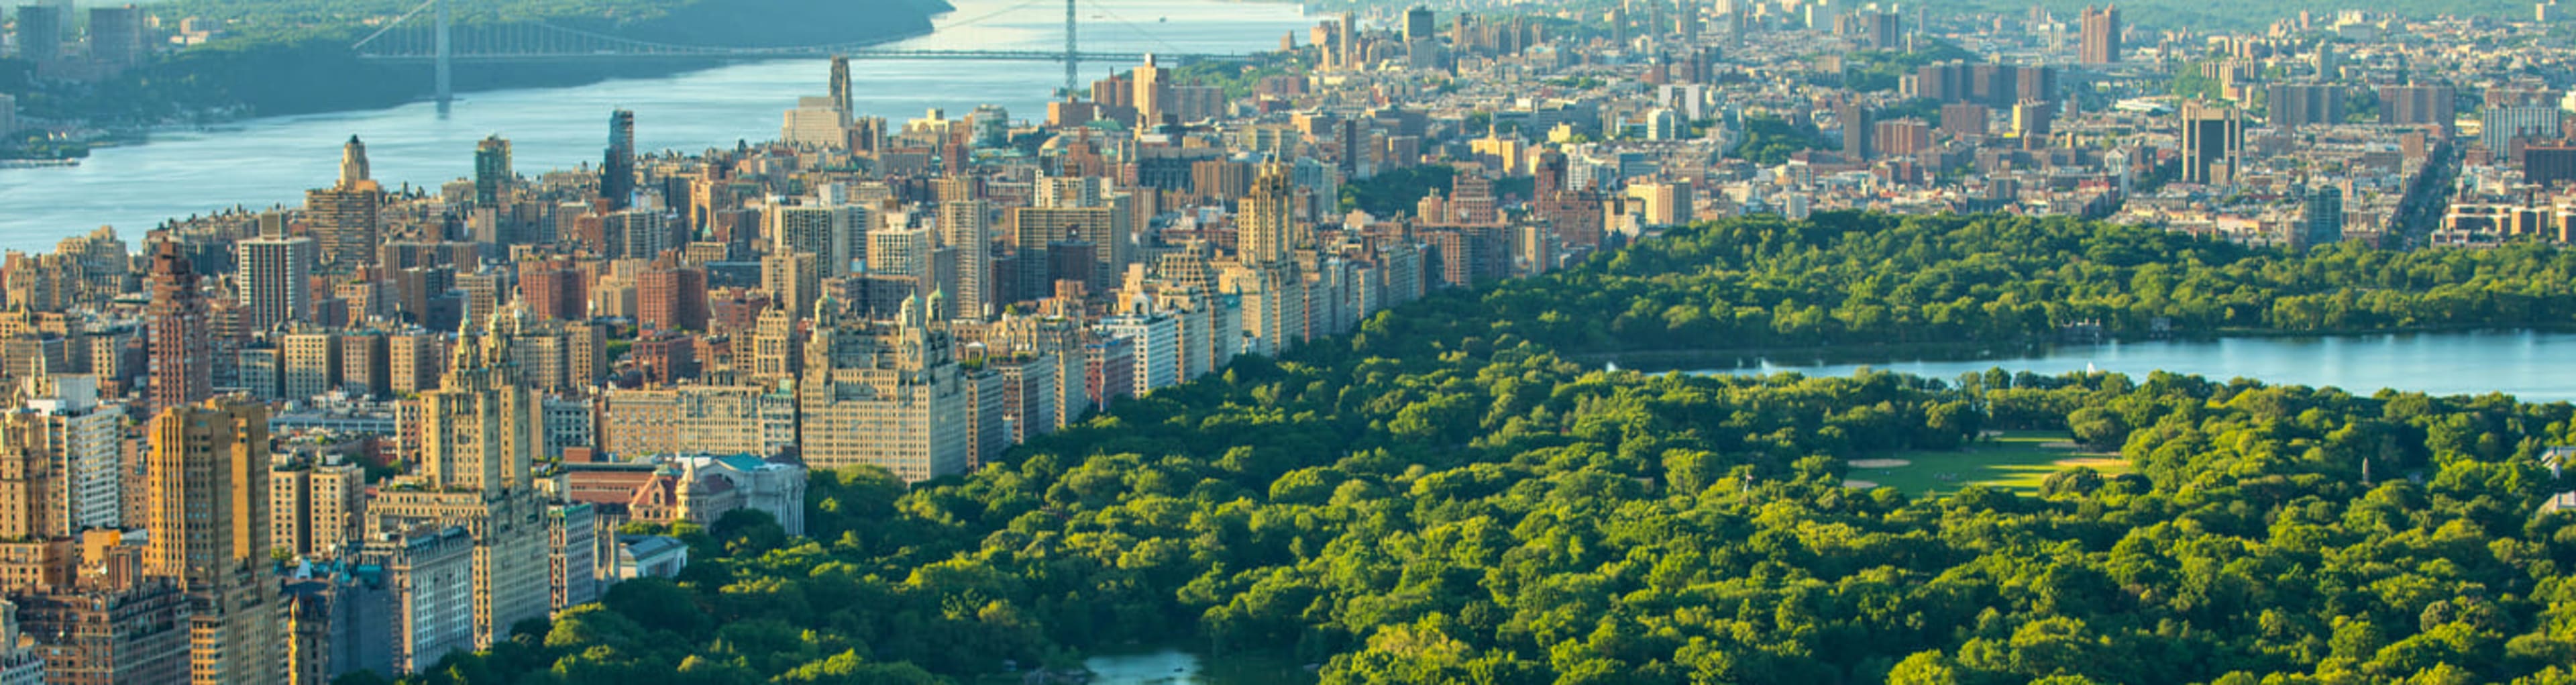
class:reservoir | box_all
[0,0,1312,251]
[1696,329,2576,402]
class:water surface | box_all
[0,0,1312,250]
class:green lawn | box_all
[1844,430,2132,496]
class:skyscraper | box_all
[1132,54,1167,128]
[1839,100,1874,160]
[146,241,209,418]
[1240,162,1295,266]
[11,5,60,64]
[303,137,383,268]
[370,311,551,650]
[338,135,370,189]
[2180,103,2244,185]
[1339,11,1358,70]
[87,5,144,68]
[829,54,853,115]
[474,135,512,207]
[1405,6,1435,41]
[2303,186,2343,248]
[768,204,862,277]
[237,234,315,331]
[147,398,284,685]
[865,225,935,289]
[938,199,991,319]
[602,109,636,210]
[2080,5,2121,64]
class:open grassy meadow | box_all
[1842,430,2132,495]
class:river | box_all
[1695,329,2576,402]
[0,0,1313,252]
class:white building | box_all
[1101,311,1180,397]
[780,96,849,149]
[13,375,125,534]
[615,535,688,580]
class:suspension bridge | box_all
[350,0,1250,102]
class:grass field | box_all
[1843,430,2132,495]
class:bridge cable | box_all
[351,0,442,49]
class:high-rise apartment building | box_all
[2180,103,2245,185]
[546,504,600,611]
[2379,84,2457,133]
[2482,105,2561,154]
[2080,5,2121,64]
[237,235,315,332]
[368,312,551,649]
[1012,201,1131,296]
[865,225,935,288]
[146,398,285,685]
[517,258,588,322]
[10,6,60,64]
[602,110,637,209]
[828,55,853,115]
[798,295,966,481]
[87,5,144,68]
[306,137,384,268]
[9,5,60,64]
[474,136,512,207]
[2303,186,2344,247]
[361,524,474,674]
[1133,55,1168,127]
[1338,11,1358,70]
[637,258,709,333]
[1239,162,1297,266]
[938,200,991,319]
[146,242,210,417]
[1,376,123,536]
[781,97,851,149]
[270,458,364,561]
[1838,100,1873,160]
[280,331,339,401]
[769,204,863,277]
[1100,312,1179,398]
[2267,83,2344,128]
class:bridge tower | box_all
[1063,0,1077,95]
[435,0,453,102]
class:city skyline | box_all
[0,0,2569,682]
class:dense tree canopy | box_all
[1492,212,2576,353]
[389,214,2576,685]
